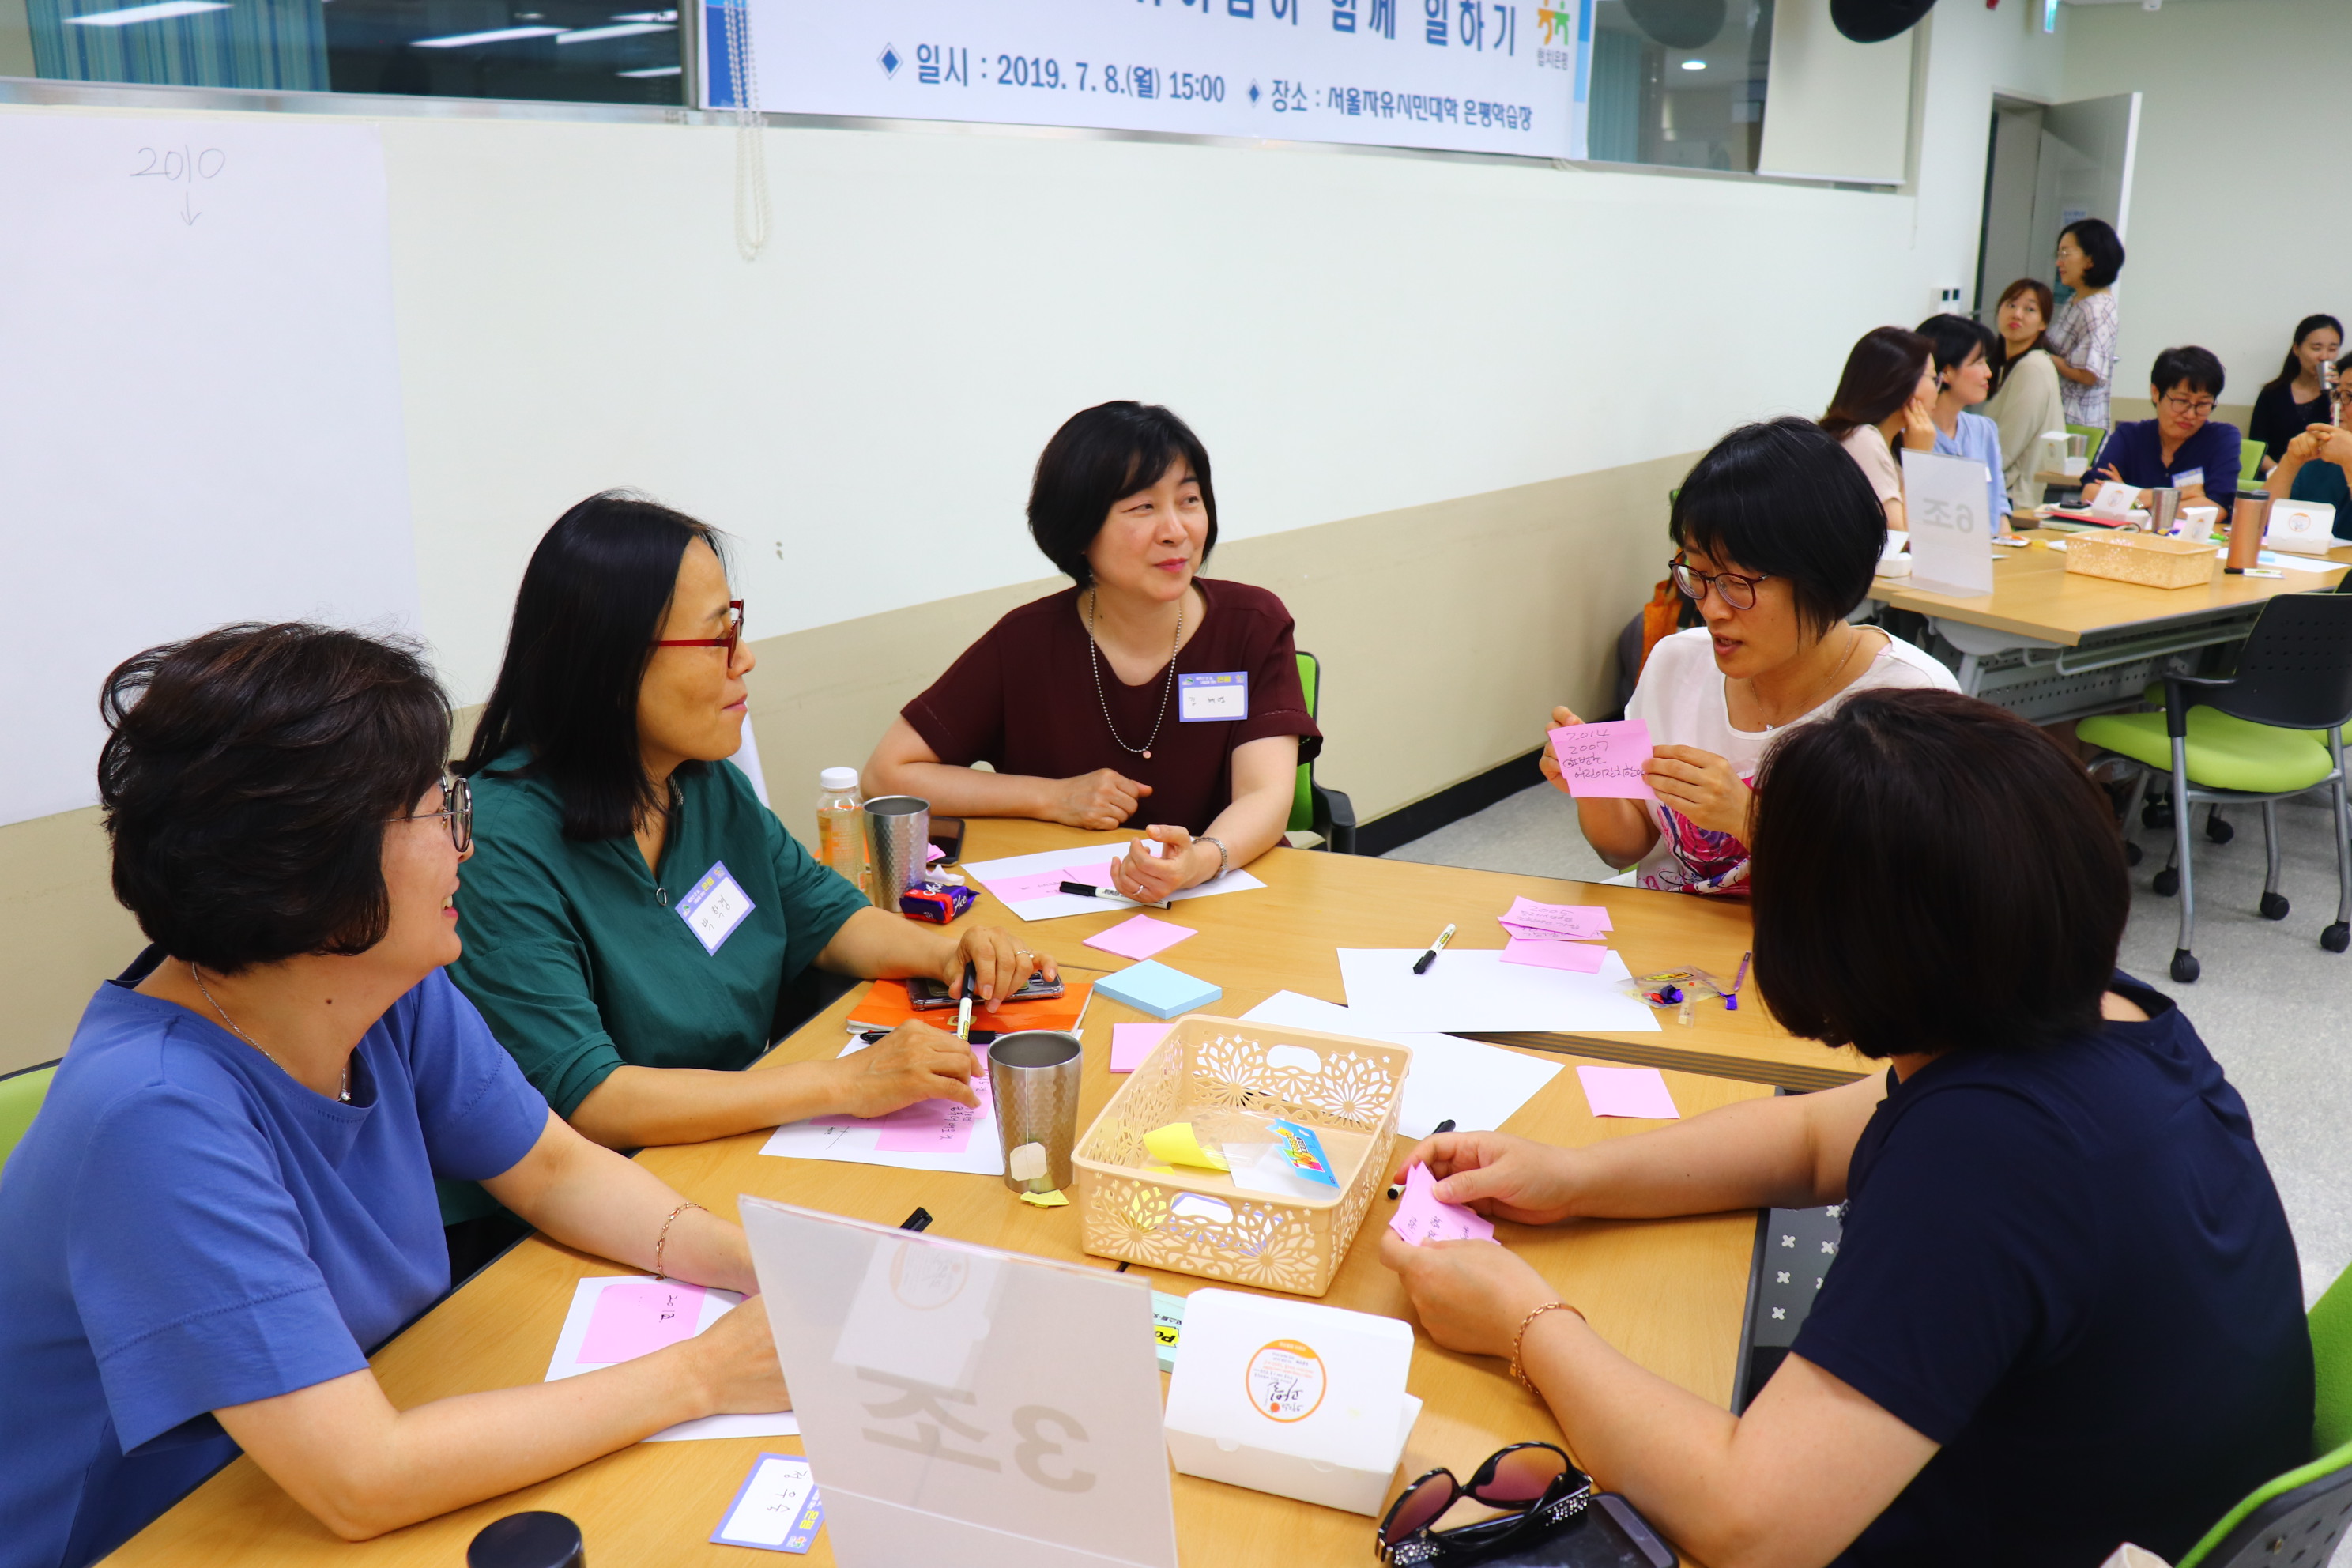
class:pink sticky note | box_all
[1501,936,1608,972]
[1110,1021,1174,1072]
[1548,720,1657,802]
[578,1280,707,1363]
[1388,1163,1496,1246]
[1501,898,1612,939]
[812,1046,990,1152]
[1576,1065,1681,1120]
[1084,914,1197,962]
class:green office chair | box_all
[2079,594,2352,982]
[0,1059,59,1170]
[2173,1262,2352,1566]
[1289,651,1356,854]
[2067,423,2108,469]
[2241,436,2268,488]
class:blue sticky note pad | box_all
[1095,960,1222,1020]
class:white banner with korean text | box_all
[704,0,1593,159]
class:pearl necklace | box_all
[1084,589,1183,762]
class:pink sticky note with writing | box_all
[1576,1065,1681,1120]
[1110,1021,1174,1072]
[1549,720,1657,802]
[1388,1163,1496,1246]
[983,861,1120,904]
[812,1046,989,1152]
[1501,898,1612,939]
[1501,936,1608,972]
[1084,914,1197,962]
[578,1280,707,1363]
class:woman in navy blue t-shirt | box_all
[1381,690,2310,1568]
[0,625,789,1568]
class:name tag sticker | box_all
[2173,467,2206,489]
[1178,671,1249,722]
[677,861,756,956]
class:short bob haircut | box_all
[2060,217,2126,288]
[1751,688,2127,1058]
[1027,401,1218,586]
[1671,416,1885,641]
[1820,326,1935,438]
[463,491,728,842]
[2261,314,2345,398]
[1915,312,2003,383]
[99,624,451,974]
[2150,345,2227,400]
[1992,278,2056,388]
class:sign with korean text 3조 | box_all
[703,0,1596,159]
[1900,448,1996,599]
[741,1197,1178,1568]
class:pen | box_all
[864,1027,996,1045]
[1724,950,1751,1012]
[956,962,976,1042]
[1412,924,1457,975]
[1389,1120,1457,1199]
[1057,880,1171,910]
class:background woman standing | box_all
[2046,219,2126,431]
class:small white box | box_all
[1162,1290,1420,1516]
[2266,501,2339,555]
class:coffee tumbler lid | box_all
[467,1512,586,1568]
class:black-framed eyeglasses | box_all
[1669,556,1768,612]
[393,769,473,854]
[1376,1442,1590,1563]
[2157,393,2217,417]
[654,599,745,660]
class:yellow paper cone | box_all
[1142,1122,1230,1171]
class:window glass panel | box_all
[1585,0,1771,174]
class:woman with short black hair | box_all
[1819,326,1939,530]
[0,624,788,1567]
[1543,417,1957,895]
[445,495,1043,1219]
[2048,218,2128,429]
[1915,312,2012,534]
[1385,689,2311,1567]
[2088,345,2244,516]
[863,401,1321,902]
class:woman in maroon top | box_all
[864,402,1321,903]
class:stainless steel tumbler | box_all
[861,794,929,913]
[988,1030,1084,1194]
[2150,487,2180,537]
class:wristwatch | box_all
[1198,835,1230,880]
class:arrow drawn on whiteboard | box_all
[179,189,200,226]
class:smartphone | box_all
[905,973,1064,1010]
[1487,1494,1676,1568]
[928,816,966,865]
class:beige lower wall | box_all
[0,450,1687,1075]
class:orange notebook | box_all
[846,978,1093,1035]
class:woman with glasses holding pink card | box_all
[1540,420,1955,895]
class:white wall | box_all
[2062,0,2351,408]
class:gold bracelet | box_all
[654,1200,705,1281]
[1508,1300,1587,1392]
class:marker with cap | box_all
[1724,951,1752,1012]
[1412,924,1457,975]
[956,962,977,1042]
[1057,880,1171,910]
[1389,1120,1457,1199]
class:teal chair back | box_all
[0,1061,59,1170]
[1288,651,1321,834]
[2175,1264,2352,1566]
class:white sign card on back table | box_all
[705,0,1594,159]
[962,840,1265,922]
[1899,448,1996,599]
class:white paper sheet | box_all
[545,1275,798,1441]
[1336,950,1662,1036]
[760,1037,1006,1176]
[1239,990,1565,1140]
[960,841,1265,922]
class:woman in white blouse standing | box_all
[2046,220,2127,432]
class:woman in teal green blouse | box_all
[444,494,1053,1244]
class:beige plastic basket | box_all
[2064,531,2218,590]
[1072,1014,1410,1298]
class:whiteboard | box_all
[0,115,419,827]
[707,0,1591,158]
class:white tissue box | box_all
[2266,501,2339,555]
[1163,1290,1420,1516]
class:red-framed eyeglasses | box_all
[654,600,745,660]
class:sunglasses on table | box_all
[654,599,746,660]
[1377,1442,1593,1564]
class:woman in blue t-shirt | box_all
[0,625,790,1568]
[1380,690,2310,1567]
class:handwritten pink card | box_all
[1500,937,1607,972]
[1110,1021,1174,1072]
[1084,914,1197,962]
[1549,720,1657,802]
[1575,1065,1681,1120]
[1500,898,1612,939]
[1387,1163,1496,1246]
[812,1047,990,1152]
[578,1280,707,1363]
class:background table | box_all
[107,824,1843,1567]
[1874,527,2351,722]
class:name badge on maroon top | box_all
[1178,672,1248,722]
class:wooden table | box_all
[107,824,1832,1567]
[1873,527,2352,722]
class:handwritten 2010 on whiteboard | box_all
[1548,720,1657,801]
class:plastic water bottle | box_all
[816,767,865,892]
